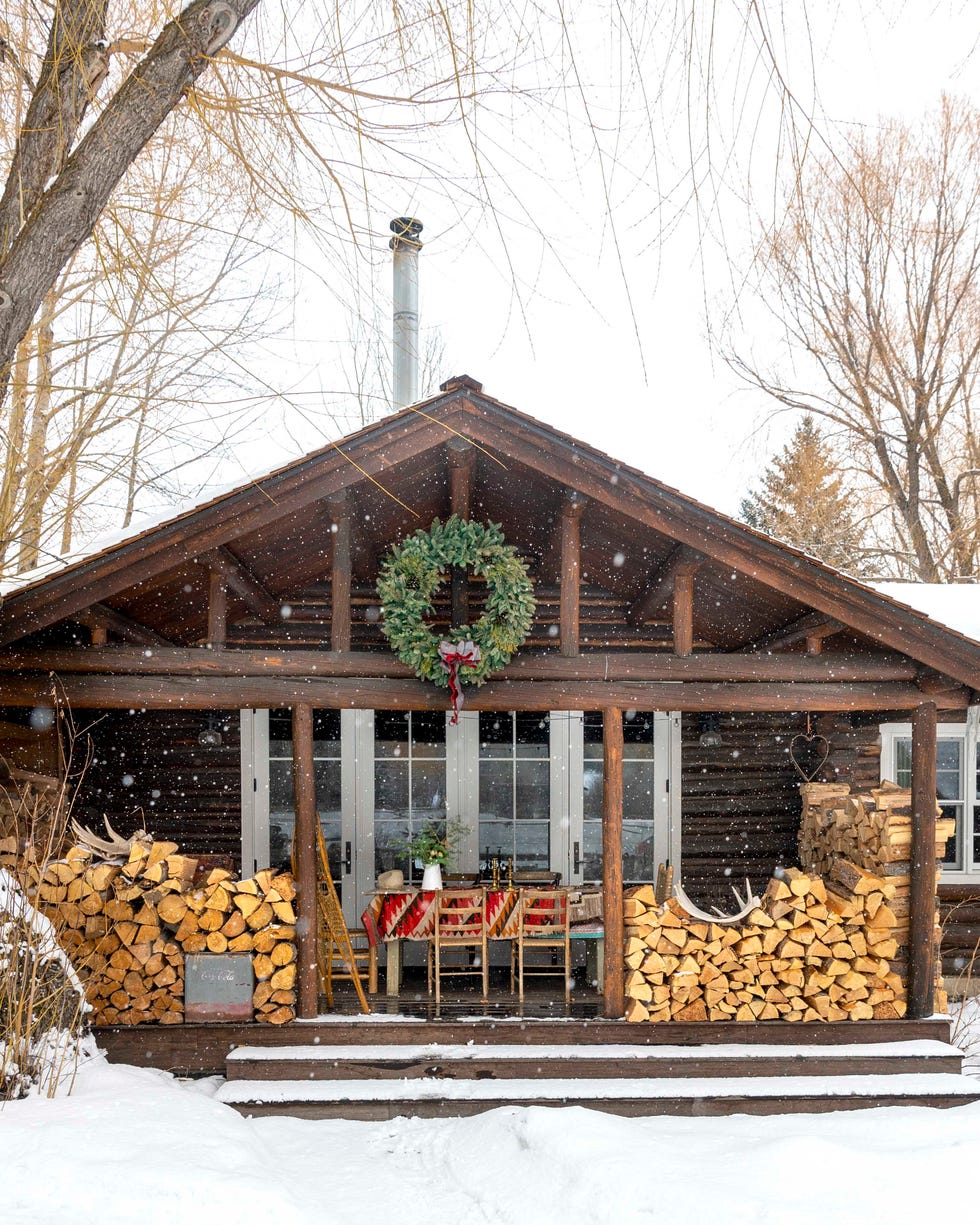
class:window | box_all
[880,716,980,879]
[374,711,448,884]
[478,712,551,871]
[268,709,342,873]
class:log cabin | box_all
[0,375,978,1102]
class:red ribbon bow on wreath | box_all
[438,639,482,723]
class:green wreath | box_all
[376,515,536,687]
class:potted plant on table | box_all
[406,820,467,891]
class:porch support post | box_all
[329,492,352,653]
[672,569,695,657]
[292,702,319,1019]
[908,700,938,1019]
[207,571,227,648]
[448,440,475,628]
[602,705,625,1016]
[560,491,586,657]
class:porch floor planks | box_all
[94,1016,956,1077]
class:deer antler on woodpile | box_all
[673,876,762,925]
[69,816,151,860]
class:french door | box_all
[241,707,681,927]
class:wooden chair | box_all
[427,887,488,1006]
[512,888,571,1004]
[308,825,375,1013]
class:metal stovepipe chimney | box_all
[389,216,423,409]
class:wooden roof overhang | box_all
[0,379,977,713]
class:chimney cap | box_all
[439,374,483,394]
[389,216,423,250]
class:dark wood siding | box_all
[74,709,242,867]
[680,712,881,910]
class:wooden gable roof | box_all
[0,376,978,692]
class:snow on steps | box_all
[215,1071,980,1119]
[224,1039,965,1082]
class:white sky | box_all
[146,4,980,524]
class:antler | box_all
[70,816,150,860]
[672,876,762,925]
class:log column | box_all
[602,705,625,1016]
[292,703,319,1019]
[560,491,586,657]
[908,700,938,1019]
[329,492,352,653]
[207,570,227,648]
[448,440,475,628]
[672,568,695,657]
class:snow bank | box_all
[4,1054,980,1225]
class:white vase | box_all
[421,863,443,891]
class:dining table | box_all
[363,886,604,997]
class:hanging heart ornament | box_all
[789,731,831,782]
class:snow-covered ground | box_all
[2,1016,980,1225]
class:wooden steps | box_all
[211,1016,980,1119]
[225,1039,963,1082]
[215,1071,980,1120]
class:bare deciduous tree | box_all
[729,97,980,582]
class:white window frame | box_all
[880,710,980,883]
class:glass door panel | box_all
[268,708,344,882]
[478,712,551,871]
[373,711,448,885]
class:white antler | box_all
[70,816,150,860]
[672,877,762,925]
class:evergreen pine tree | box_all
[740,416,870,575]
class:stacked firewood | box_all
[798,781,953,881]
[624,867,910,1024]
[22,838,298,1025]
[163,865,299,1025]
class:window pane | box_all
[941,803,962,869]
[270,759,293,812]
[583,763,603,820]
[515,760,549,819]
[895,738,911,787]
[313,760,341,813]
[480,819,514,863]
[479,760,513,819]
[974,805,980,869]
[375,711,410,758]
[480,713,514,758]
[375,819,410,877]
[624,712,655,759]
[411,760,447,824]
[583,712,603,760]
[375,761,408,814]
[515,713,550,758]
[937,739,962,773]
[582,821,602,882]
[515,822,549,870]
[623,760,655,819]
[410,711,446,758]
[623,821,656,883]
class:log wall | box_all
[73,709,242,867]
[680,713,881,910]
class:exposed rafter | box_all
[76,603,172,647]
[328,491,352,653]
[200,546,279,623]
[737,610,844,654]
[560,490,587,657]
[627,544,702,628]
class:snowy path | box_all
[3,1053,980,1225]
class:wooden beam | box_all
[673,568,695,657]
[916,667,964,696]
[560,491,586,657]
[908,701,938,1020]
[328,493,352,653]
[207,571,227,648]
[2,674,966,713]
[448,440,476,627]
[200,546,279,623]
[628,545,702,627]
[737,611,844,653]
[4,646,921,683]
[292,703,319,1020]
[89,624,107,646]
[76,603,172,647]
[602,706,624,1017]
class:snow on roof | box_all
[872,583,980,647]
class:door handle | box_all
[344,840,352,874]
[573,841,580,874]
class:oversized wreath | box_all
[377,515,535,717]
